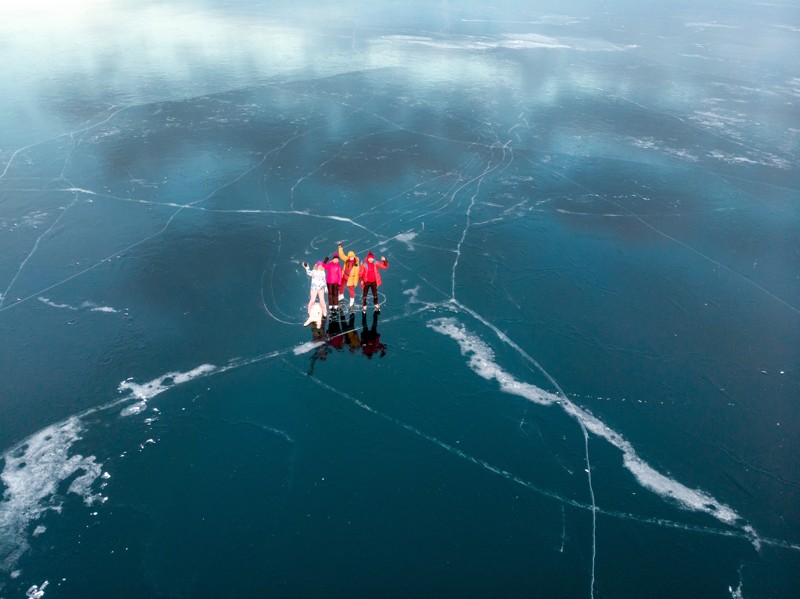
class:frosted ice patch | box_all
[118,364,216,405]
[0,417,102,573]
[403,286,422,304]
[293,341,326,355]
[394,231,417,251]
[428,317,744,528]
[120,401,147,417]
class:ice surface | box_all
[1,0,798,596]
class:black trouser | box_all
[327,283,339,306]
[362,281,378,306]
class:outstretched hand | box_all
[302,261,309,268]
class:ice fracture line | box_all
[607,195,800,316]
[450,141,512,299]
[443,135,597,596]
[293,361,797,550]
[0,194,79,310]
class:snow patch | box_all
[118,364,216,416]
[428,318,557,406]
[81,301,119,313]
[119,364,216,401]
[0,417,103,573]
[26,581,49,598]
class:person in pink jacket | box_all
[322,255,343,314]
[359,251,389,313]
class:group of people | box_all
[302,241,389,322]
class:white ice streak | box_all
[0,418,103,572]
[118,364,216,415]
[461,16,586,26]
[380,33,634,53]
[292,341,326,355]
[427,317,744,527]
[37,297,120,313]
[37,297,76,310]
[685,22,741,30]
[428,318,558,406]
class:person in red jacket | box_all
[359,251,388,313]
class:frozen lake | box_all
[1,1,799,596]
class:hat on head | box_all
[315,261,323,267]
[347,251,355,260]
[366,251,375,260]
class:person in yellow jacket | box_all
[337,241,360,309]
